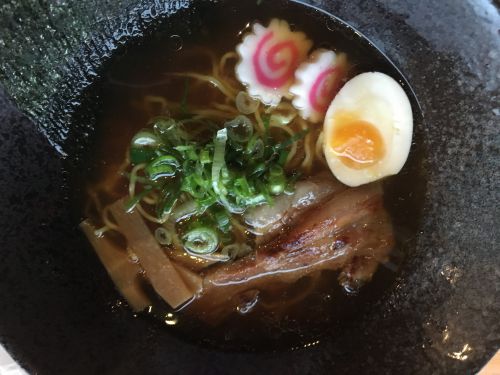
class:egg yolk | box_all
[330,115,385,170]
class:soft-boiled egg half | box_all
[323,72,413,187]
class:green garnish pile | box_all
[126,114,305,254]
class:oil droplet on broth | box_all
[168,35,183,52]
[326,18,337,32]
[237,22,252,37]
[165,312,179,326]
[236,290,260,315]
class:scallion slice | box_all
[146,155,180,181]
[225,115,254,143]
[155,227,173,246]
[130,130,161,164]
[235,91,259,115]
[182,227,219,255]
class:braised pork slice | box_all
[244,171,345,244]
[189,183,394,323]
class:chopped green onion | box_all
[146,155,180,181]
[174,145,198,161]
[197,194,217,210]
[262,114,272,152]
[225,115,254,143]
[250,162,266,177]
[181,174,208,198]
[243,193,268,206]
[211,128,227,197]
[130,130,161,164]
[263,115,271,135]
[270,113,296,126]
[246,134,264,159]
[212,129,244,214]
[130,150,155,166]
[233,176,252,198]
[255,180,273,204]
[269,165,284,177]
[284,172,301,195]
[123,172,160,186]
[275,128,309,152]
[124,187,154,212]
[156,191,179,223]
[213,208,231,233]
[155,227,173,246]
[183,227,219,255]
[131,130,161,147]
[235,91,259,115]
[128,111,304,234]
[268,165,286,195]
[153,118,185,145]
[269,180,285,195]
[278,148,289,166]
[172,199,199,222]
[200,149,211,164]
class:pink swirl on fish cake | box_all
[308,67,343,114]
[235,19,312,106]
[290,50,347,123]
[253,31,300,89]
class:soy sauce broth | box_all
[72,0,426,351]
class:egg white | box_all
[323,72,413,187]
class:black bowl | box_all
[0,0,498,374]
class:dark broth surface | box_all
[73,1,426,351]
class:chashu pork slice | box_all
[189,182,394,323]
[244,171,345,244]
